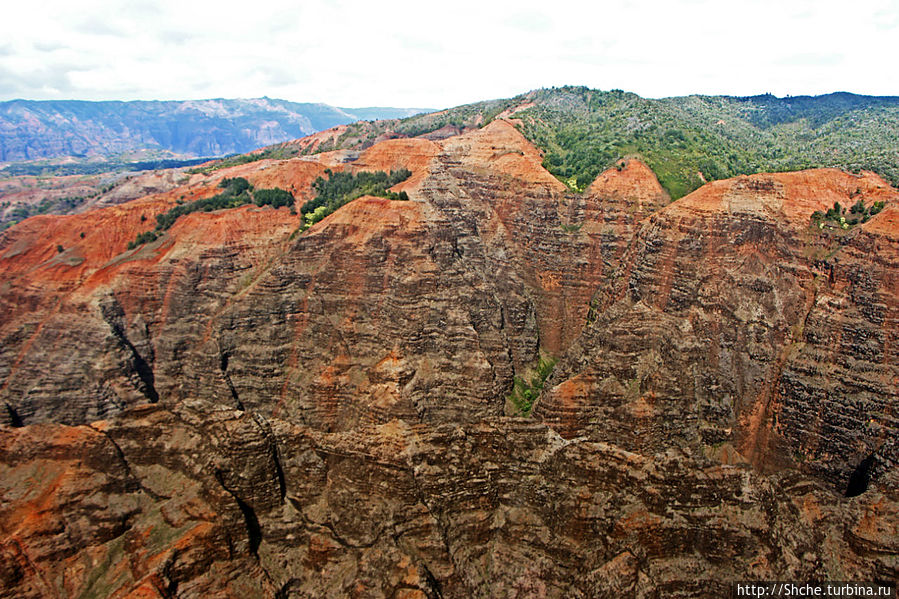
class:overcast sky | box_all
[1,0,897,109]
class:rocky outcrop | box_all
[0,174,303,424]
[536,170,899,492]
[0,121,897,597]
[1,402,896,598]
[0,120,664,428]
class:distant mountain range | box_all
[0,98,432,162]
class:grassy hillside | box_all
[513,87,899,197]
[265,86,898,199]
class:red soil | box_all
[671,169,899,229]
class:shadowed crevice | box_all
[5,403,24,427]
[845,453,875,497]
[421,563,444,599]
[250,413,286,502]
[275,578,304,599]
[214,469,262,556]
[219,350,244,411]
[100,300,159,404]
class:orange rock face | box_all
[675,168,897,226]
[353,137,440,190]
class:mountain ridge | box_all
[259,86,899,199]
[0,97,432,162]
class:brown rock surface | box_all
[1,403,896,598]
[536,168,899,489]
[0,123,897,597]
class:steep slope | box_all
[0,118,897,597]
[0,120,666,427]
[0,166,315,424]
[536,169,899,488]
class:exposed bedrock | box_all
[535,170,899,496]
[1,403,896,598]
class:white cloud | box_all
[0,0,896,107]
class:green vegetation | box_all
[127,177,294,249]
[280,86,899,200]
[513,87,899,198]
[1,157,209,178]
[811,199,886,231]
[253,187,294,208]
[130,231,159,247]
[300,169,411,229]
[0,183,119,231]
[187,145,300,175]
[507,354,557,416]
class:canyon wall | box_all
[0,121,896,597]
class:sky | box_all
[1,0,897,109]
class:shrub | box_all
[254,188,294,208]
[812,198,886,232]
[220,177,252,195]
[300,169,412,229]
[507,353,557,416]
[304,205,330,227]
[126,177,293,249]
[127,230,158,250]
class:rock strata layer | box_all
[1,402,896,598]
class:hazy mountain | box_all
[0,98,431,161]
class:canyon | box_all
[0,116,896,597]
